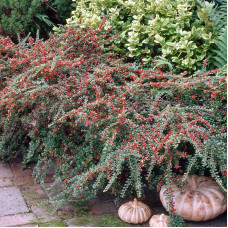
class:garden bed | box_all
[0,0,227,227]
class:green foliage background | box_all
[0,0,75,39]
[202,0,227,68]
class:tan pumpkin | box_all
[118,198,152,224]
[160,175,227,221]
[149,214,169,227]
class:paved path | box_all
[0,162,35,226]
[0,159,227,227]
[0,160,62,227]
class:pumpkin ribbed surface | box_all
[118,198,152,224]
[160,175,227,221]
[149,214,169,227]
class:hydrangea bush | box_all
[0,25,226,220]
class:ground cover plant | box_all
[67,0,219,72]
[0,23,226,226]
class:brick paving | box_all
[0,159,227,227]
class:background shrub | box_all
[67,0,217,71]
[201,0,227,68]
[0,0,75,40]
[0,25,226,213]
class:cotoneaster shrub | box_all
[67,0,216,71]
[0,25,226,220]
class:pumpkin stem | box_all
[133,198,138,206]
[191,177,197,189]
